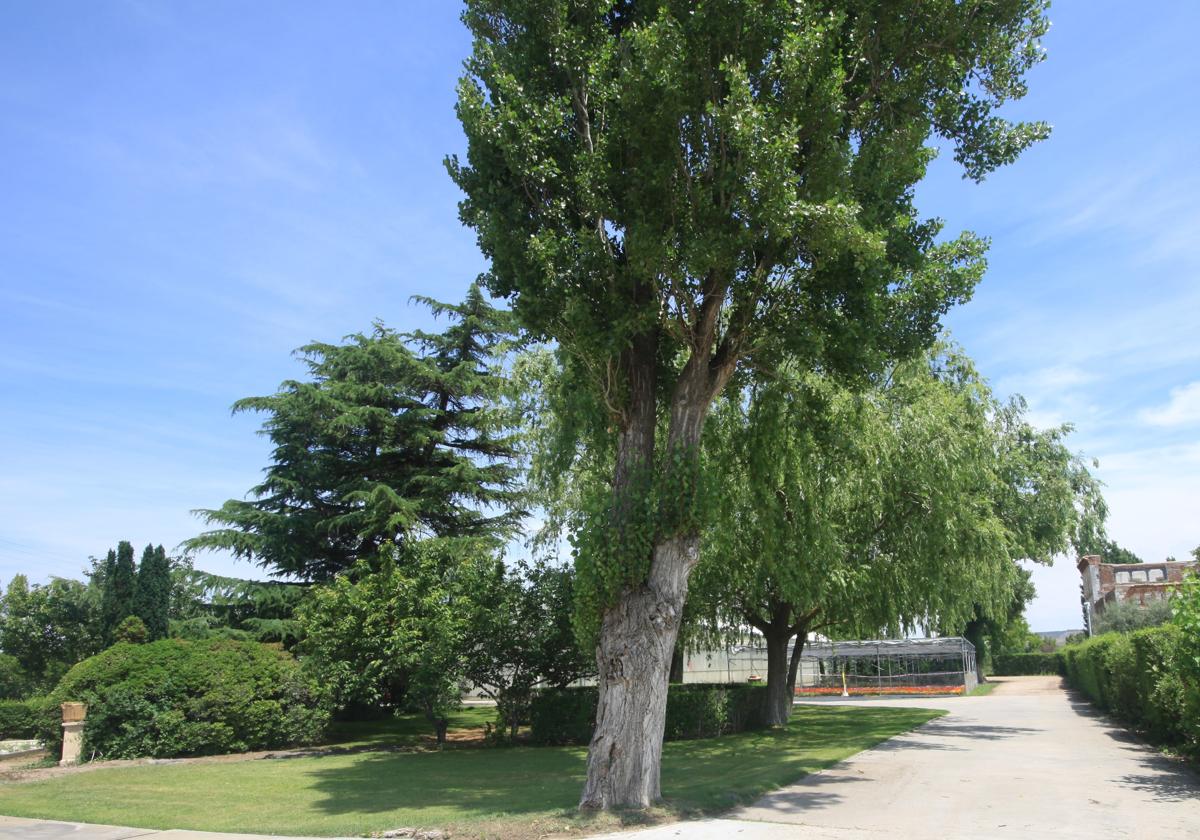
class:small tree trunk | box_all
[786,626,807,699]
[764,627,793,727]
[669,639,684,684]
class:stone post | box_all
[60,702,87,766]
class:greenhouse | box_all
[795,637,978,695]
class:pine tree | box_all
[186,286,523,581]
[134,544,171,641]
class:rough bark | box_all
[579,535,696,809]
[579,284,738,810]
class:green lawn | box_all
[322,706,496,750]
[0,705,941,839]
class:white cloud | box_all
[1139,380,1200,427]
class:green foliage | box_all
[133,545,171,641]
[169,570,307,647]
[298,539,500,742]
[1075,538,1143,565]
[0,697,51,739]
[527,687,597,746]
[464,559,595,738]
[693,346,1097,654]
[1062,625,1200,755]
[1092,598,1174,635]
[990,652,1064,676]
[0,575,102,694]
[453,0,1052,626]
[186,287,522,582]
[112,616,148,644]
[529,684,769,746]
[100,542,137,644]
[0,654,32,701]
[42,639,330,760]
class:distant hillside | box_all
[1035,629,1085,648]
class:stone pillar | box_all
[60,702,87,766]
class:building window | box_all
[1116,571,1131,584]
[1148,568,1165,582]
[1132,570,1148,583]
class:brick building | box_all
[1077,553,1198,623]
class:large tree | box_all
[134,544,171,641]
[298,538,501,744]
[694,347,1100,723]
[99,541,137,644]
[451,0,1051,808]
[186,287,522,582]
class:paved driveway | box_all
[595,676,1200,839]
[4,677,1197,840]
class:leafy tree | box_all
[0,653,31,700]
[452,0,1052,807]
[692,347,1097,722]
[298,539,500,744]
[0,574,102,691]
[1085,539,1143,565]
[1094,598,1175,634]
[186,288,522,582]
[134,544,171,641]
[465,559,595,738]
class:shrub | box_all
[1062,626,1200,757]
[0,655,32,701]
[40,639,330,760]
[990,652,1064,676]
[113,615,148,644]
[529,683,769,745]
[0,698,52,739]
[528,687,596,745]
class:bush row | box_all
[1061,625,1200,754]
[41,638,331,760]
[0,698,54,739]
[529,683,769,745]
[990,652,1065,676]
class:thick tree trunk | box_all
[579,534,695,809]
[580,289,735,810]
[763,627,793,727]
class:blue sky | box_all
[1,1,1196,632]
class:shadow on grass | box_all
[304,705,941,822]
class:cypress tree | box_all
[101,541,137,643]
[134,544,171,641]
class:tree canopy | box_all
[186,286,522,582]
[452,0,1053,807]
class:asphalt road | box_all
[3,676,1197,840]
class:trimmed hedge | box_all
[529,683,768,745]
[1061,625,1199,755]
[40,639,331,760]
[990,652,1064,676]
[0,698,51,739]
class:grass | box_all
[323,706,496,750]
[968,682,999,697]
[0,705,942,839]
